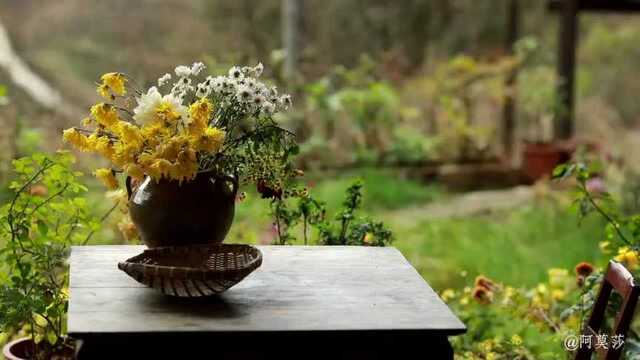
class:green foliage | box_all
[0,152,99,357]
[269,180,392,247]
[0,84,8,106]
[295,59,413,167]
[554,162,637,249]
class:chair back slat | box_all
[605,261,635,298]
[575,261,640,360]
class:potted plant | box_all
[63,62,298,247]
[518,65,572,181]
[1,152,99,359]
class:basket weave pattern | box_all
[118,244,262,297]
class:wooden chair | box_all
[576,260,640,360]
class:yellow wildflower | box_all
[94,168,119,190]
[90,103,119,128]
[440,289,456,302]
[62,128,91,151]
[118,221,138,241]
[599,241,611,254]
[548,268,569,288]
[116,122,144,149]
[124,163,145,180]
[111,143,138,167]
[88,134,114,158]
[198,127,225,153]
[148,159,173,180]
[98,72,127,97]
[510,335,523,346]
[170,148,198,181]
[188,98,213,136]
[97,83,110,99]
[551,289,565,301]
[614,247,639,270]
[156,99,184,124]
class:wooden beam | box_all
[555,0,578,140]
[503,0,519,158]
[549,0,640,13]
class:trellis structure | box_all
[549,0,640,140]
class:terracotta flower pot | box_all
[127,171,238,247]
[3,338,33,360]
[522,141,572,182]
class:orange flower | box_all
[472,286,492,304]
[474,275,496,291]
[575,262,595,277]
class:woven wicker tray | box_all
[117,244,262,297]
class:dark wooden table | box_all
[68,245,466,359]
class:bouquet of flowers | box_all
[63,62,297,196]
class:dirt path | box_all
[384,185,536,226]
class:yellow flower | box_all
[440,289,456,302]
[118,221,138,241]
[88,134,114,158]
[94,168,119,190]
[548,268,569,288]
[147,159,173,180]
[111,142,138,167]
[97,83,110,99]
[614,247,639,270]
[90,103,119,128]
[510,335,523,346]
[124,163,145,180]
[188,98,213,136]
[155,97,187,124]
[536,284,548,294]
[551,289,565,301]
[198,127,225,153]
[98,72,127,97]
[116,122,144,149]
[172,148,197,179]
[62,128,91,151]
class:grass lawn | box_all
[390,203,604,291]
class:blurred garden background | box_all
[2,0,640,358]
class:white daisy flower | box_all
[196,83,211,98]
[211,76,225,92]
[174,65,192,78]
[252,94,266,107]
[157,73,172,87]
[228,66,243,80]
[190,62,205,76]
[262,101,275,115]
[251,62,264,77]
[236,84,254,103]
[279,94,292,109]
[133,87,163,125]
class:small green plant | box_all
[270,180,392,246]
[0,152,99,359]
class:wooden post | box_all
[503,0,519,158]
[556,0,578,140]
[282,0,302,82]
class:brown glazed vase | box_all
[127,171,238,247]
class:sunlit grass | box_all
[391,201,604,291]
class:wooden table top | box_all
[68,245,466,336]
